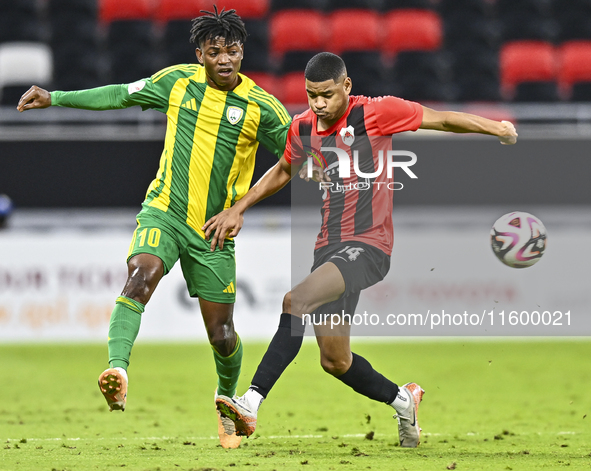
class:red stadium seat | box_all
[100,0,153,22]
[500,41,557,90]
[558,41,591,86]
[381,9,442,55]
[202,0,270,19]
[270,10,325,56]
[278,72,308,105]
[328,9,380,54]
[242,72,277,96]
[153,0,202,21]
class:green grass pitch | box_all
[2,340,590,470]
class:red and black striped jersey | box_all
[285,95,423,255]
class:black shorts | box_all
[310,241,390,316]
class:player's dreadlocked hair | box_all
[305,52,347,83]
[190,5,247,47]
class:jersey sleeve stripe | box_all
[261,91,291,122]
[250,88,290,123]
[249,89,290,125]
[152,64,200,83]
[152,64,198,82]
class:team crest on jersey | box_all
[339,125,355,146]
[226,106,244,125]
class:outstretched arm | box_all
[19,67,179,113]
[18,84,130,112]
[16,85,52,111]
[420,106,518,145]
[202,156,295,251]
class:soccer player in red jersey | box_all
[204,52,517,446]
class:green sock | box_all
[107,296,144,369]
[212,334,243,397]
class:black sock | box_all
[337,353,399,404]
[251,313,306,398]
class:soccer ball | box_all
[490,211,547,268]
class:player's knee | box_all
[282,291,292,313]
[123,262,162,304]
[207,324,236,357]
[320,356,350,377]
[290,287,313,316]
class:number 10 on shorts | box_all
[137,228,161,248]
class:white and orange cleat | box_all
[216,394,257,438]
[98,368,128,412]
[215,390,242,449]
[395,382,425,448]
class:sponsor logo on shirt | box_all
[128,80,146,95]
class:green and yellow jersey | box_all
[51,64,291,238]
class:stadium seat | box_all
[278,51,321,74]
[107,20,155,82]
[342,51,391,97]
[325,0,384,10]
[382,0,435,10]
[242,71,277,95]
[277,72,308,105]
[270,10,325,56]
[381,10,442,55]
[48,0,97,17]
[0,11,42,42]
[556,13,591,41]
[154,0,202,21]
[240,19,270,71]
[558,41,591,87]
[513,81,559,102]
[204,0,270,19]
[328,10,380,54]
[0,0,38,15]
[502,14,558,42]
[50,11,98,47]
[552,0,591,25]
[100,0,153,22]
[571,82,591,101]
[392,51,452,101]
[163,20,196,65]
[110,47,156,83]
[108,20,153,51]
[439,0,491,18]
[497,0,551,17]
[396,76,454,102]
[0,42,53,105]
[452,49,498,82]
[53,46,101,90]
[500,41,557,94]
[271,0,329,11]
[393,50,449,80]
[455,74,501,102]
[445,13,498,51]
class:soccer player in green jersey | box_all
[16,7,291,449]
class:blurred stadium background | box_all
[2,0,591,103]
[0,0,590,343]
